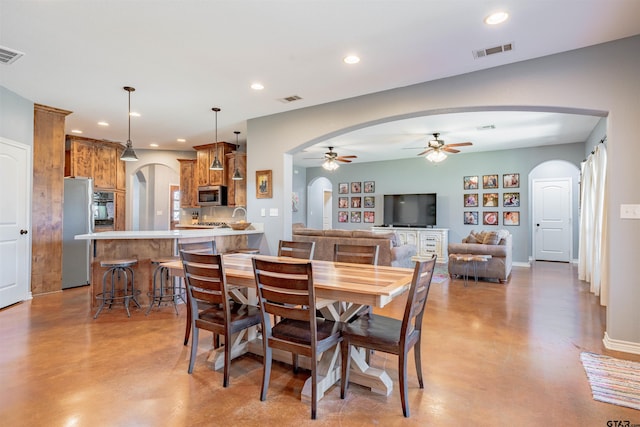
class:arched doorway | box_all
[131,163,179,231]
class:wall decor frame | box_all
[363,196,375,208]
[503,173,520,188]
[464,211,478,225]
[338,211,348,223]
[482,193,499,207]
[339,182,349,194]
[350,211,361,223]
[503,211,520,226]
[256,169,272,199]
[364,211,375,223]
[351,196,362,208]
[364,181,375,193]
[503,192,520,207]
[338,197,349,208]
[351,181,362,193]
[483,174,499,189]
[483,211,499,226]
[464,193,478,207]
[464,175,479,190]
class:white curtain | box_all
[578,143,608,305]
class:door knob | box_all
[20,229,28,235]
[536,224,540,227]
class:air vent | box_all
[0,45,25,65]
[477,124,496,130]
[278,95,303,103]
[473,42,513,59]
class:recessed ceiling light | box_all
[484,11,509,25]
[71,129,83,134]
[149,143,159,148]
[97,121,109,126]
[251,82,264,90]
[129,112,141,117]
[343,55,360,64]
[177,138,186,143]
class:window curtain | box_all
[578,143,608,305]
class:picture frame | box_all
[464,193,478,207]
[503,211,520,226]
[339,182,349,194]
[464,211,478,225]
[364,181,375,193]
[364,211,375,223]
[464,175,479,190]
[351,181,362,193]
[503,192,520,207]
[351,196,362,208]
[338,211,348,223]
[363,196,375,208]
[483,174,499,189]
[483,211,499,226]
[256,169,272,199]
[503,173,520,188]
[482,193,499,207]
[350,211,361,223]
[338,197,349,208]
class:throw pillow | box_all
[466,230,483,244]
[482,231,501,245]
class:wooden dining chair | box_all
[333,243,379,265]
[340,254,437,417]
[252,257,342,420]
[180,251,261,387]
[178,240,217,345]
[277,240,315,259]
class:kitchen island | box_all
[75,225,265,310]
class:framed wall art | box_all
[364,181,375,193]
[464,193,478,207]
[363,196,375,208]
[464,175,479,190]
[339,182,349,194]
[350,211,361,223]
[351,197,362,208]
[338,197,349,208]
[503,192,520,207]
[483,174,499,189]
[503,173,520,188]
[351,181,362,193]
[482,193,499,207]
[503,211,520,226]
[256,169,272,199]
[483,211,499,226]
[464,211,478,225]
[338,211,348,223]
[364,211,375,223]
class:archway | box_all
[131,163,179,231]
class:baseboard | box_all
[603,332,640,355]
[513,261,531,268]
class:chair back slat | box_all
[402,255,437,340]
[178,240,217,254]
[265,302,311,321]
[278,240,316,260]
[180,251,229,315]
[334,244,379,265]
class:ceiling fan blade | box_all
[417,148,433,156]
[336,155,357,160]
[443,147,460,153]
[336,158,352,163]
[446,142,473,147]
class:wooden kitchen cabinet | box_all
[193,142,235,187]
[66,135,125,191]
[115,191,126,231]
[225,151,247,207]
[178,159,198,208]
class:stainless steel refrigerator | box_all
[62,177,93,289]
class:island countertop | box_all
[75,223,264,240]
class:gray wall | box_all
[1,86,33,145]
[305,142,585,264]
[247,36,640,349]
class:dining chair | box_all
[277,240,315,259]
[333,243,379,265]
[252,257,342,420]
[180,251,261,387]
[340,254,437,417]
[178,240,217,345]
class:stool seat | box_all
[94,258,140,318]
[151,256,180,264]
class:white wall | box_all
[246,36,640,351]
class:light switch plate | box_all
[620,204,640,219]
[269,208,279,217]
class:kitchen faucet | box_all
[232,206,247,218]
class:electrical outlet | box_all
[620,204,640,219]
[269,208,279,217]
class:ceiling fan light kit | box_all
[120,86,139,162]
[322,158,340,171]
[209,107,224,170]
[426,150,447,163]
[418,132,472,163]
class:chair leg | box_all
[183,288,191,346]
[311,354,317,420]
[188,326,199,374]
[260,346,272,401]
[340,340,351,399]
[223,332,230,388]
[414,339,424,389]
[399,350,409,417]
[292,353,299,373]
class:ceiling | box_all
[1,1,638,164]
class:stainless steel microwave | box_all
[197,185,227,206]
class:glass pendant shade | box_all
[120,86,139,162]
[322,159,339,171]
[232,131,243,180]
[209,107,224,170]
[426,150,447,163]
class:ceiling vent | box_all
[278,95,303,103]
[0,45,25,65]
[473,42,513,59]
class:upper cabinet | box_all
[193,142,235,187]
[225,151,247,207]
[178,159,198,208]
[66,135,125,191]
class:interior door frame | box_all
[531,177,573,262]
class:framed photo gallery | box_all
[463,173,520,226]
[338,181,375,223]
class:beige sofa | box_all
[447,230,512,283]
[291,226,417,268]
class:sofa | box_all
[447,230,512,283]
[291,226,417,268]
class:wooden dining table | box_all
[162,252,415,400]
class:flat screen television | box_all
[383,193,437,227]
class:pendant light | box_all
[232,131,243,180]
[120,86,139,161]
[209,107,223,170]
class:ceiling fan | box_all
[417,133,472,162]
[310,147,357,170]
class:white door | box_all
[322,190,332,230]
[533,178,571,262]
[0,138,31,308]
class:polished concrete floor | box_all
[1,262,639,426]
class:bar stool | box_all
[94,258,140,319]
[146,256,185,315]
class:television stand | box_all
[371,226,448,262]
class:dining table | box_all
[162,252,415,401]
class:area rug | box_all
[580,351,640,411]
[431,263,450,284]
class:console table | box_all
[372,226,448,262]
